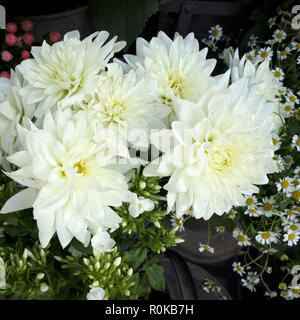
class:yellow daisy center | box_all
[281,180,289,188]
[289,96,296,103]
[261,232,271,239]
[263,203,272,211]
[284,105,291,111]
[296,139,300,147]
[280,50,288,56]
[73,160,87,175]
[291,225,298,231]
[276,33,283,39]
[292,191,300,200]
[237,235,246,242]
[296,43,300,49]
[261,51,269,59]
[274,71,281,78]
[175,218,182,226]
[246,198,254,206]
[289,233,296,240]
[212,29,219,36]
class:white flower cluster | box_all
[0,30,279,255]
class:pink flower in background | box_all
[49,31,62,43]
[1,51,13,62]
[0,72,10,79]
[6,22,18,33]
[21,19,34,31]
[23,33,34,45]
[21,50,30,60]
[5,33,18,46]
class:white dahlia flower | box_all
[87,63,169,150]
[0,67,36,156]
[117,31,216,121]
[144,78,278,220]
[18,30,126,120]
[0,109,130,248]
[227,49,283,132]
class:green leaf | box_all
[144,262,165,292]
[90,0,161,50]
[123,246,147,270]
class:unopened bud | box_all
[114,257,121,267]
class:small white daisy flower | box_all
[273,30,287,42]
[265,291,277,298]
[291,42,300,51]
[248,35,257,47]
[294,167,300,177]
[277,47,290,60]
[281,103,294,118]
[287,285,300,299]
[128,194,155,218]
[208,25,223,41]
[283,221,300,234]
[283,232,300,246]
[283,155,294,169]
[274,157,285,172]
[216,226,225,233]
[272,67,284,82]
[170,214,185,232]
[199,243,215,254]
[259,197,276,217]
[255,231,279,245]
[245,208,262,217]
[258,47,273,61]
[245,195,257,208]
[272,133,282,150]
[284,209,299,221]
[268,17,276,28]
[227,209,236,220]
[232,229,251,246]
[286,91,299,105]
[276,177,294,194]
[232,262,245,276]
[292,135,300,152]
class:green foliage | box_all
[90,0,161,50]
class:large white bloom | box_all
[226,49,283,131]
[0,109,130,248]
[87,63,169,151]
[18,30,126,120]
[0,68,36,156]
[117,31,216,121]
[144,78,278,220]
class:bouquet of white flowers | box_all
[0,3,299,300]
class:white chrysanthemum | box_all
[18,30,125,120]
[117,31,216,121]
[0,68,36,156]
[227,49,283,132]
[144,78,278,220]
[87,63,169,150]
[0,109,130,248]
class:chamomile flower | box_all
[294,166,300,177]
[291,189,300,201]
[246,50,256,62]
[199,243,215,254]
[281,103,294,118]
[227,209,236,220]
[291,42,300,51]
[232,262,245,276]
[208,25,223,41]
[274,156,285,172]
[232,229,251,246]
[242,272,260,292]
[248,35,257,47]
[276,177,294,195]
[286,91,299,105]
[128,193,155,218]
[258,47,273,61]
[282,221,300,234]
[273,30,287,42]
[170,213,185,232]
[277,47,290,60]
[268,17,276,28]
[283,155,294,169]
[287,285,300,299]
[245,195,257,208]
[284,209,299,221]
[272,67,285,83]
[283,232,300,246]
[255,231,279,245]
[245,208,262,217]
[271,133,281,150]
[216,226,225,233]
[259,197,276,217]
[292,135,300,151]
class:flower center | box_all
[168,69,185,98]
[280,50,287,56]
[176,218,182,226]
[274,71,281,78]
[281,180,289,188]
[263,203,272,211]
[289,233,296,241]
[246,198,254,206]
[237,235,245,242]
[261,51,269,59]
[292,191,300,200]
[73,160,87,175]
[261,232,271,239]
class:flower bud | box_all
[139,181,146,189]
[40,283,49,293]
[21,19,34,31]
[21,50,30,60]
[114,257,121,267]
[23,33,34,45]
[128,268,133,276]
[5,33,18,46]
[49,31,61,43]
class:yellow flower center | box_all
[175,218,182,226]
[261,232,271,239]
[73,161,87,175]
[292,191,300,200]
[289,233,296,240]
[249,208,257,213]
[263,203,272,211]
[296,43,300,49]
[237,235,246,242]
[289,96,296,103]
[287,210,295,216]
[246,198,254,206]
[276,33,283,39]
[261,51,269,59]
[285,158,292,163]
[274,71,281,78]
[281,180,289,188]
[168,69,185,98]
[284,105,291,111]
[280,50,288,56]
[247,55,253,61]
[296,139,300,147]
[291,225,298,231]
[212,29,219,36]
[292,288,300,294]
